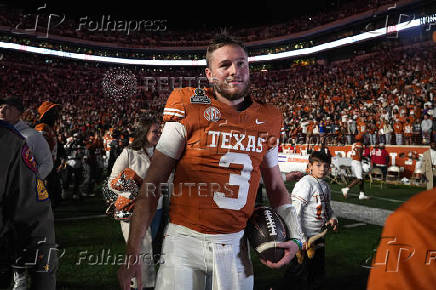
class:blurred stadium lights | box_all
[0,16,430,66]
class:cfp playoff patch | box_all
[190,88,211,104]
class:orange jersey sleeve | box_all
[367,188,436,289]
[163,89,189,123]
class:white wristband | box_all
[276,203,306,243]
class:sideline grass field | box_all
[51,197,387,289]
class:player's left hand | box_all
[260,240,299,269]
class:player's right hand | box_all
[117,256,142,290]
[260,240,299,269]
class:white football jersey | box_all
[291,175,335,239]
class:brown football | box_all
[246,206,289,263]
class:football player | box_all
[117,34,305,290]
[341,142,370,200]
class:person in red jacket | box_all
[370,143,389,179]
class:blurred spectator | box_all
[35,101,63,207]
[107,129,123,172]
[81,132,105,196]
[421,113,432,144]
[0,96,53,179]
[393,118,403,145]
[413,118,422,145]
[64,133,86,200]
[403,118,413,145]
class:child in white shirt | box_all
[282,151,338,290]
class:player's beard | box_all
[212,79,250,101]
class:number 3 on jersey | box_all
[213,152,253,210]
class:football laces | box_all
[264,210,277,236]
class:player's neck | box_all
[214,92,253,112]
[214,92,244,108]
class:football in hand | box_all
[245,206,289,263]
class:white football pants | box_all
[155,223,254,290]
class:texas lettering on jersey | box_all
[162,87,284,234]
[206,130,267,155]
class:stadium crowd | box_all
[251,42,436,146]
[0,39,435,199]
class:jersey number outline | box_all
[213,152,253,210]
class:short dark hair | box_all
[206,32,247,68]
[129,115,160,151]
[309,151,331,165]
[0,96,24,112]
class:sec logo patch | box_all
[204,106,221,122]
